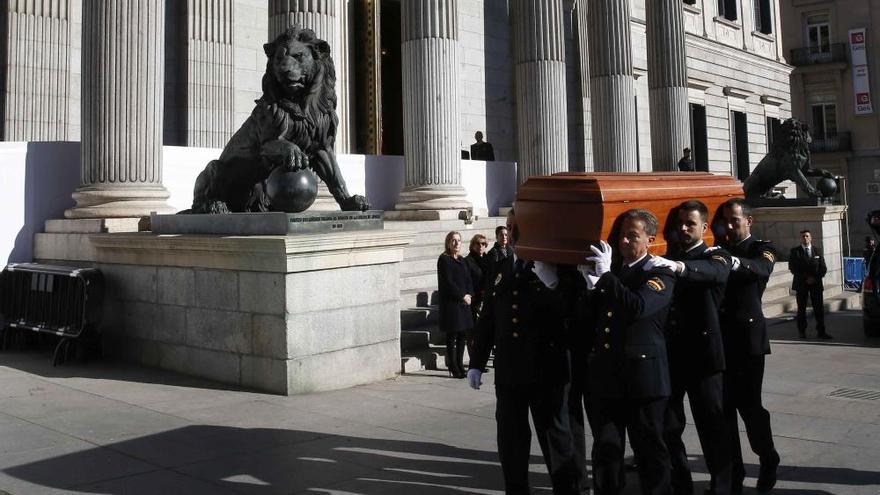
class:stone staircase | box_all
[392,229,862,373]
[386,217,507,373]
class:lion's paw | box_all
[340,195,371,212]
[205,201,232,214]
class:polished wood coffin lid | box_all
[514,172,743,265]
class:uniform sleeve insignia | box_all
[762,251,776,262]
[646,277,665,291]
[711,255,728,265]
[494,273,503,286]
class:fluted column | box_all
[512,0,569,183]
[269,0,351,153]
[394,0,470,213]
[66,0,172,218]
[647,0,690,171]
[589,0,638,171]
[185,0,234,147]
[2,0,72,140]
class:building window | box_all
[730,111,749,179]
[766,117,782,149]
[806,13,831,55]
[690,104,709,172]
[811,103,837,139]
[718,0,738,21]
[754,0,773,35]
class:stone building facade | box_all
[781,0,880,247]
[0,0,792,219]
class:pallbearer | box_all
[643,200,733,495]
[717,198,780,494]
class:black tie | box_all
[618,263,630,277]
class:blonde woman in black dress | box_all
[437,231,473,378]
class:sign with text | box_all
[850,28,874,115]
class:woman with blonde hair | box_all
[437,231,473,378]
[464,234,489,357]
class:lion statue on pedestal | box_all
[185,26,369,214]
[743,118,835,199]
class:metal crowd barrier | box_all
[0,263,104,366]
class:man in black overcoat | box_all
[468,210,580,495]
[718,198,780,494]
[644,200,733,495]
[581,209,676,495]
[789,230,830,339]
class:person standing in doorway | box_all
[677,148,695,172]
[789,230,831,339]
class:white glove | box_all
[730,256,741,271]
[467,368,482,390]
[586,240,612,277]
[705,246,722,253]
[577,264,601,290]
[532,261,559,289]
[643,255,684,274]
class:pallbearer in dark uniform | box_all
[581,209,676,495]
[468,210,580,495]
[643,200,733,495]
[718,198,780,494]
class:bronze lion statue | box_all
[743,118,834,199]
[185,26,369,214]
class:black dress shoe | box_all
[818,333,833,339]
[798,330,806,338]
[757,451,780,493]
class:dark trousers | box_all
[723,355,777,482]
[445,332,466,376]
[795,287,826,333]
[569,364,596,493]
[591,396,670,495]
[495,383,580,495]
[665,370,731,495]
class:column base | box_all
[65,186,174,219]
[388,185,472,221]
[308,183,342,212]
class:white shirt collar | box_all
[736,234,752,247]
[685,241,705,253]
[626,253,649,268]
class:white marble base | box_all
[34,229,413,395]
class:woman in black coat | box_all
[464,234,489,356]
[437,231,473,378]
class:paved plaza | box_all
[0,310,878,495]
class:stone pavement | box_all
[0,310,878,495]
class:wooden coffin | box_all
[515,172,743,265]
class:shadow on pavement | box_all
[682,455,880,491]
[3,425,531,494]
[767,311,880,348]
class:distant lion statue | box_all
[185,26,369,214]
[743,118,834,199]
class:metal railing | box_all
[810,132,852,153]
[790,43,848,66]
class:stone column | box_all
[512,0,569,183]
[269,0,351,153]
[185,0,235,148]
[2,0,72,140]
[392,0,470,217]
[573,0,593,172]
[66,0,173,219]
[588,0,638,171]
[646,0,690,171]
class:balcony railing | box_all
[790,43,848,66]
[810,132,852,153]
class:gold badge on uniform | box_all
[494,273,503,286]
[762,251,775,262]
[711,255,728,265]
[646,277,665,291]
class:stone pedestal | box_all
[750,205,847,297]
[34,228,412,395]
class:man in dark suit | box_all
[580,209,677,495]
[467,210,580,495]
[789,230,831,339]
[644,200,733,495]
[718,198,780,494]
